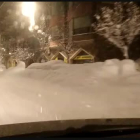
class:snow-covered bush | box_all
[94,2,140,58]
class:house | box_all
[37,53,50,63]
[50,51,68,63]
[45,2,96,56]
[69,48,94,64]
[40,2,116,62]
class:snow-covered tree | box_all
[14,48,34,61]
[93,2,140,58]
[0,2,32,65]
[37,2,71,53]
[0,2,42,66]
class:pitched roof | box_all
[42,54,50,60]
[51,51,68,60]
[70,48,94,60]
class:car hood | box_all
[0,118,140,137]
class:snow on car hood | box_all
[0,59,139,125]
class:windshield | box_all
[0,1,140,137]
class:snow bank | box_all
[135,58,140,71]
[0,59,140,125]
[28,60,66,70]
[0,64,6,72]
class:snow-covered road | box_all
[0,59,140,125]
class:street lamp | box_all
[22,2,36,31]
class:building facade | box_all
[44,2,123,63]
[46,2,95,57]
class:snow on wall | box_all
[0,59,139,125]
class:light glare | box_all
[22,2,36,31]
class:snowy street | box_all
[0,59,140,125]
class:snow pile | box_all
[28,60,66,70]
[121,60,136,75]
[7,61,25,72]
[0,64,6,72]
[0,59,140,125]
[135,58,140,71]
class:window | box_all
[73,16,92,34]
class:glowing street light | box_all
[22,2,36,31]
